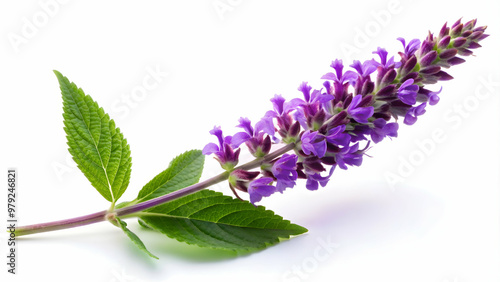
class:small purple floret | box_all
[305,166,335,191]
[202,126,240,169]
[397,79,419,105]
[301,130,327,158]
[271,154,298,193]
[248,177,276,205]
[404,103,427,125]
[335,143,364,170]
[398,38,421,57]
[321,59,358,85]
[325,125,351,147]
[370,118,399,143]
[347,94,374,124]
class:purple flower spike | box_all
[248,177,276,205]
[347,94,374,124]
[306,166,335,191]
[301,130,327,158]
[200,19,488,205]
[271,154,298,193]
[404,103,427,125]
[397,79,419,105]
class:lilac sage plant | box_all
[15,19,488,258]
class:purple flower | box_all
[292,107,308,130]
[271,154,298,193]
[293,82,334,130]
[231,117,274,157]
[349,125,371,143]
[266,94,302,122]
[266,94,302,140]
[269,94,286,116]
[248,177,276,205]
[335,143,364,170]
[397,38,421,58]
[347,94,374,124]
[397,79,419,105]
[228,169,260,194]
[404,103,427,125]
[427,87,442,106]
[300,130,327,158]
[325,125,351,147]
[321,59,358,85]
[305,166,335,191]
[350,60,377,78]
[370,118,398,143]
[232,116,274,144]
[202,126,240,170]
[372,47,401,69]
[298,81,313,102]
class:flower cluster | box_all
[203,19,487,205]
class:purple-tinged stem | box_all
[115,171,230,217]
[15,210,108,236]
[15,143,296,237]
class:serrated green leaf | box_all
[55,70,132,203]
[139,189,308,252]
[135,150,204,203]
[116,218,158,259]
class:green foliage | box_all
[136,150,204,203]
[116,218,158,259]
[140,189,308,252]
[55,71,132,203]
[54,71,307,257]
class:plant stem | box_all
[15,210,108,236]
[114,171,230,217]
[15,143,296,237]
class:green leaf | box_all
[116,218,158,259]
[138,218,154,230]
[55,70,132,203]
[135,150,204,203]
[139,189,308,252]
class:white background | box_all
[1,1,499,282]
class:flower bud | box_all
[439,48,458,59]
[419,51,438,67]
[453,37,467,48]
[438,35,451,49]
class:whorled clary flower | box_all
[203,18,488,205]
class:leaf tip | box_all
[53,70,69,88]
[53,69,63,80]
